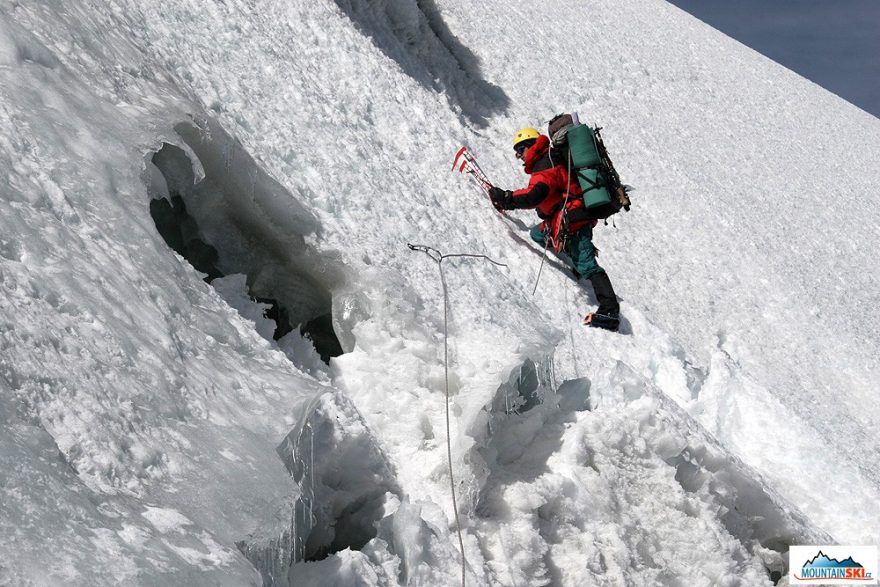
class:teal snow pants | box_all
[530,223,604,279]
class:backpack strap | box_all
[576,169,603,192]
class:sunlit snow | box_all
[1,0,878,585]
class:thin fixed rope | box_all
[407,243,506,587]
[531,148,574,296]
[531,228,552,297]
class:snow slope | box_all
[1,0,877,585]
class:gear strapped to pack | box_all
[546,113,632,233]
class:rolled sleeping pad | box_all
[576,168,613,209]
[567,124,601,168]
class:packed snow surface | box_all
[1,0,878,585]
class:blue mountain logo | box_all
[802,551,865,569]
[795,550,874,582]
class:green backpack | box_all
[548,113,631,220]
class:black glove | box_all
[489,186,513,210]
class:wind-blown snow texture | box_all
[1,0,878,585]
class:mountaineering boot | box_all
[585,272,620,331]
[583,312,620,331]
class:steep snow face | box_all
[1,0,878,585]
[435,0,880,543]
[0,4,335,585]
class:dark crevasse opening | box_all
[273,391,400,584]
[145,120,345,366]
[236,389,402,586]
[144,118,398,586]
[252,297,342,362]
[299,313,344,364]
[149,191,223,282]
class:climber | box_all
[488,127,620,331]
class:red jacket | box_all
[511,135,582,218]
[511,135,596,252]
[511,135,595,248]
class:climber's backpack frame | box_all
[549,113,632,223]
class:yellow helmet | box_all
[512,127,540,149]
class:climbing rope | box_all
[531,152,574,296]
[407,243,507,587]
[531,224,552,297]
